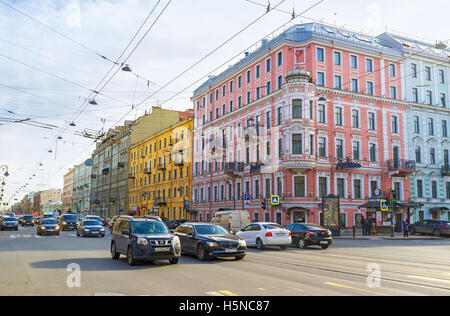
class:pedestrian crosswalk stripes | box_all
[9,234,59,239]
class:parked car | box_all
[174,223,247,261]
[212,210,250,233]
[410,220,450,237]
[285,223,333,249]
[111,216,181,266]
[236,223,292,250]
[77,220,105,238]
[85,215,107,227]
[59,214,79,231]
[37,219,60,236]
[21,215,35,227]
[1,217,19,231]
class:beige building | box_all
[39,189,62,210]
[63,169,74,211]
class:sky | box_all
[0,0,449,208]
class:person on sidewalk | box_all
[402,219,409,238]
[360,217,367,236]
[366,218,373,236]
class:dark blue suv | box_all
[111,216,181,266]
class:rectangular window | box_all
[256,65,260,78]
[369,143,377,162]
[390,86,397,99]
[428,118,434,135]
[368,112,376,131]
[247,70,251,83]
[246,91,251,104]
[336,139,343,159]
[425,67,431,81]
[266,81,271,95]
[350,55,358,69]
[266,58,271,72]
[229,81,233,93]
[277,75,283,89]
[351,79,358,92]
[319,177,327,197]
[366,59,373,72]
[414,116,420,133]
[412,88,418,103]
[337,178,345,198]
[354,179,362,199]
[317,72,325,87]
[443,120,448,137]
[256,87,261,100]
[352,110,359,128]
[366,81,374,95]
[317,48,324,62]
[389,64,396,77]
[334,75,342,89]
[415,146,421,163]
[278,138,283,158]
[294,177,306,197]
[318,104,326,123]
[352,141,360,160]
[238,76,242,88]
[238,96,242,108]
[335,107,343,126]
[277,107,283,126]
[391,116,399,134]
[411,63,417,78]
[266,111,271,129]
[293,99,302,119]
[318,137,326,157]
[426,90,433,104]
[432,181,438,199]
[441,93,446,107]
[277,51,283,66]
[439,69,445,84]
[334,51,341,65]
[430,147,436,165]
[292,134,303,154]
[222,85,226,97]
[417,180,423,198]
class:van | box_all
[212,210,250,233]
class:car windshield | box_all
[63,215,77,221]
[131,221,169,235]
[42,220,57,225]
[263,224,285,230]
[4,218,16,222]
[24,216,33,220]
[196,224,229,235]
[83,221,100,226]
[87,217,101,221]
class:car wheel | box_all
[196,244,207,261]
[111,243,120,260]
[127,247,137,266]
[169,257,179,264]
[77,231,80,237]
[321,245,329,250]
[234,255,245,261]
[256,238,264,250]
[410,228,416,235]
[434,229,441,237]
[297,238,307,249]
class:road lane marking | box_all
[324,282,386,296]
[205,292,225,296]
[218,290,238,296]
[95,293,125,296]
[408,275,450,284]
[9,235,15,239]
[257,288,266,291]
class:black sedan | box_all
[77,220,106,238]
[21,215,35,227]
[285,223,333,249]
[37,219,60,236]
[174,223,247,261]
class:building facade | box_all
[379,33,450,222]
[191,23,415,228]
[62,169,74,211]
[38,189,62,214]
[72,161,92,216]
[128,116,193,220]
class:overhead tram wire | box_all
[110,0,292,126]
[46,0,291,183]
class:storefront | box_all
[429,207,450,220]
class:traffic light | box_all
[261,199,267,210]
[384,192,391,205]
[391,190,398,209]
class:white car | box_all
[236,222,292,250]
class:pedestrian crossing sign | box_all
[271,195,280,206]
[381,200,388,211]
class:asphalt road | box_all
[1,226,449,296]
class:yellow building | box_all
[128,117,193,221]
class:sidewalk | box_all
[334,233,445,241]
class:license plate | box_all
[276,233,285,237]
[320,241,329,245]
[155,247,171,252]
[225,248,237,253]
[92,232,99,234]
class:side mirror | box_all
[170,229,174,233]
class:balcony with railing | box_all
[442,165,450,177]
[129,172,136,179]
[144,168,152,175]
[387,159,416,177]
[155,197,167,205]
[158,163,166,171]
[224,162,245,178]
[174,159,184,167]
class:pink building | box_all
[190,23,414,229]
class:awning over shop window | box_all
[430,207,450,212]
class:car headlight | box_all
[100,228,105,231]
[239,239,247,247]
[172,236,180,246]
[63,222,67,225]
[41,227,46,230]
[137,238,148,246]
[206,242,218,247]
[85,229,90,232]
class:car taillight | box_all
[443,226,450,229]
[289,232,291,236]
[266,232,273,237]
[307,232,317,236]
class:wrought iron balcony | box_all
[144,168,152,175]
[155,197,167,205]
[224,162,245,178]
[129,173,136,179]
[158,163,166,171]
[174,159,184,167]
[442,165,450,177]
[387,159,416,177]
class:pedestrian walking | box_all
[360,216,367,236]
[402,219,409,238]
[366,218,372,236]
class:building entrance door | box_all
[292,209,306,223]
